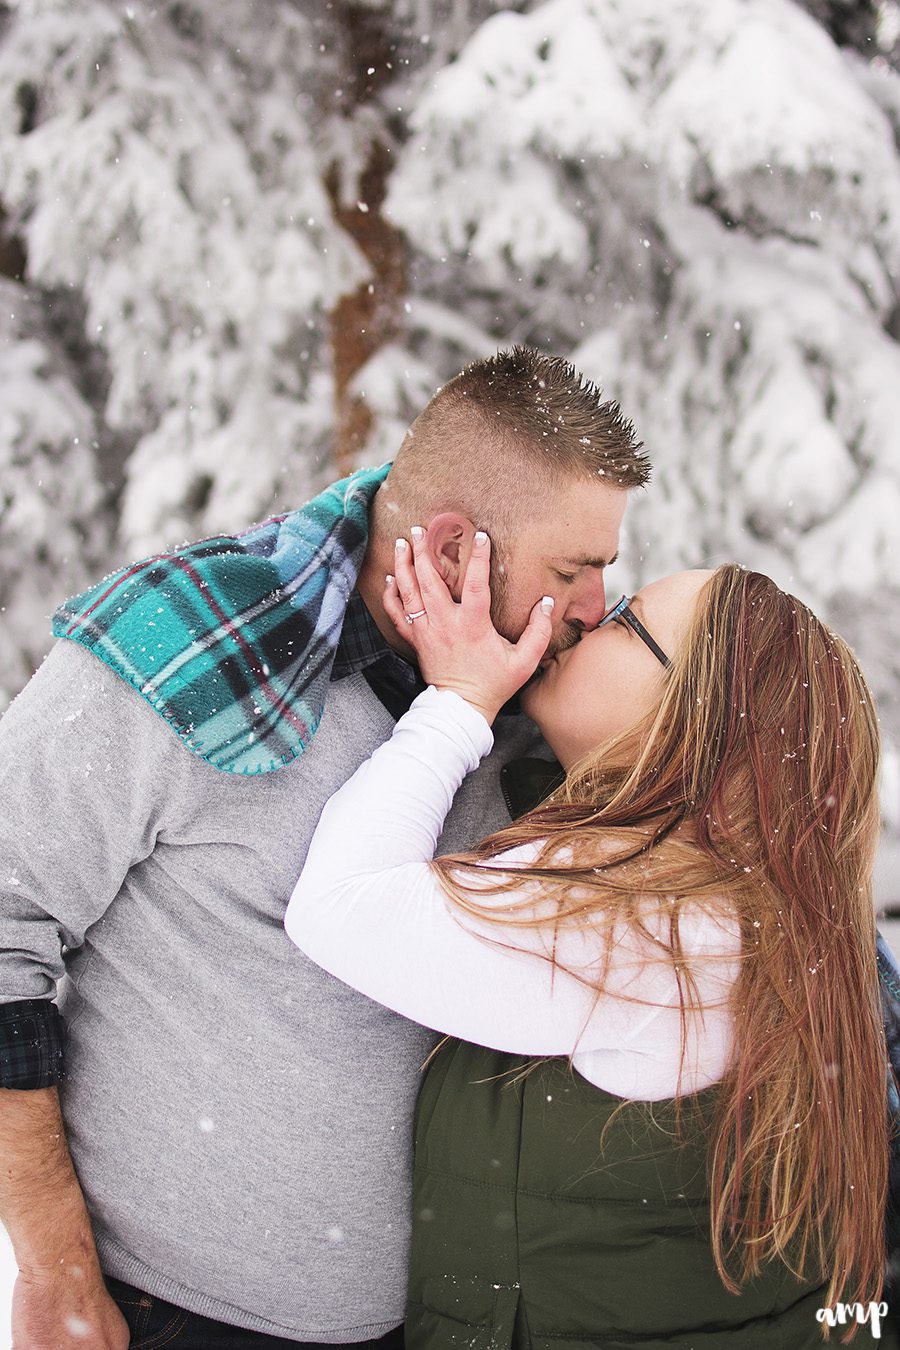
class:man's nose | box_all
[564,577,607,631]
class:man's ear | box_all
[425,511,476,599]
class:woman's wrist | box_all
[430,682,500,726]
[410,686,497,756]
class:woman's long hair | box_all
[434,564,888,1315]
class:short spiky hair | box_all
[429,346,650,489]
[378,346,649,540]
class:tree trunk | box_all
[0,206,26,281]
[326,5,407,476]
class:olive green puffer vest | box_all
[406,1040,895,1350]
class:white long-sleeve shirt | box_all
[286,686,742,1100]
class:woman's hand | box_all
[384,527,554,724]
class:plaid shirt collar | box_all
[333,588,420,691]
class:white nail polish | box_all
[474,531,488,545]
[395,538,408,552]
[410,525,424,539]
[385,574,394,585]
[541,596,554,613]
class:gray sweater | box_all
[0,640,546,1341]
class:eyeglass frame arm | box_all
[598,596,672,669]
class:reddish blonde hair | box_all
[435,565,888,1324]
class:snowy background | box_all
[1,0,900,1337]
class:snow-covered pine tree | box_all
[1,0,898,809]
[0,0,499,706]
[383,0,900,781]
[0,275,108,706]
[0,0,366,559]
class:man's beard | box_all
[488,552,512,636]
[546,623,582,657]
[489,558,582,658]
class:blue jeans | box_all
[106,1276,405,1350]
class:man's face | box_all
[490,478,628,657]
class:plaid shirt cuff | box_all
[0,999,65,1089]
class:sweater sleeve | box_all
[286,687,692,1058]
[0,640,192,1012]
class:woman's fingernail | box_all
[395,538,408,552]
[541,596,555,614]
[410,525,424,539]
[385,574,394,585]
[474,530,488,545]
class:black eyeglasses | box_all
[597,595,672,668]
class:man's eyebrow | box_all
[556,551,618,569]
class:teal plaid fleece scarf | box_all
[52,464,390,774]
